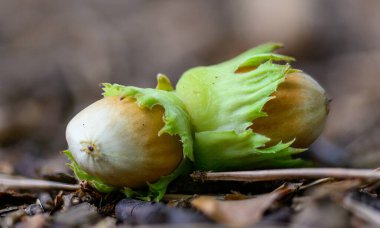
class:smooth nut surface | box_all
[251,72,329,148]
[66,96,183,188]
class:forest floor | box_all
[2,163,380,227]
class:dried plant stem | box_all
[191,168,380,182]
[0,177,80,191]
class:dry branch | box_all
[0,176,80,191]
[191,168,380,182]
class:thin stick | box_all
[0,177,80,191]
[191,168,380,182]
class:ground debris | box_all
[191,183,300,227]
[15,214,48,228]
[38,193,53,211]
[53,202,100,227]
[0,162,14,175]
[1,170,380,227]
[0,208,26,228]
[0,191,36,207]
[291,197,350,228]
[90,217,117,228]
[24,203,44,216]
[115,198,210,225]
[0,206,19,216]
[340,193,380,226]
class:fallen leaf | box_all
[50,191,64,214]
[191,183,300,227]
[291,197,349,228]
[291,179,366,228]
[307,179,363,199]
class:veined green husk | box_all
[65,76,194,201]
[176,43,313,171]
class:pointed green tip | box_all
[256,42,284,51]
[213,42,293,73]
[156,73,174,91]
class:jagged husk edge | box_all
[64,79,194,201]
[63,150,116,193]
[194,131,308,171]
[177,43,309,171]
[121,158,192,201]
[102,82,193,161]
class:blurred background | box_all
[1,0,380,177]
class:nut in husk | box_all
[250,72,329,148]
[66,96,183,188]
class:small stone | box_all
[53,203,100,227]
[38,193,53,211]
[25,204,44,216]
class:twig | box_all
[191,168,380,182]
[299,177,334,190]
[163,194,196,200]
[0,176,80,191]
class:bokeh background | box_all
[1,0,380,177]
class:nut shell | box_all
[250,72,328,148]
[66,96,183,188]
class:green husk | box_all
[176,42,308,171]
[63,150,116,193]
[64,76,194,201]
[122,158,193,201]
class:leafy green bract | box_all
[176,43,307,171]
[64,76,194,201]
